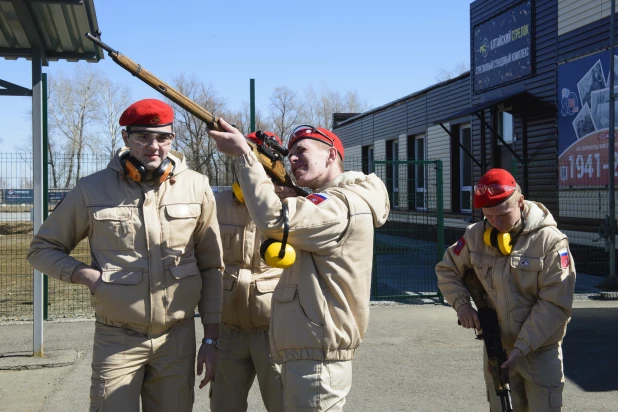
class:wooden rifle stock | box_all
[85,32,309,197]
[462,269,514,412]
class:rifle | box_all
[461,268,514,412]
[85,31,310,197]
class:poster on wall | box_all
[558,50,618,187]
[473,1,533,93]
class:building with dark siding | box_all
[333,0,617,275]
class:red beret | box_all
[246,131,282,146]
[473,168,518,208]
[119,99,174,128]
[288,126,344,160]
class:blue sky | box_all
[0,0,472,151]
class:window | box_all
[459,125,472,212]
[498,111,514,144]
[362,145,374,174]
[412,135,427,210]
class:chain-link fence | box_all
[3,152,615,320]
[512,159,618,295]
[342,157,445,302]
[0,152,236,321]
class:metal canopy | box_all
[0,0,102,66]
[433,91,554,126]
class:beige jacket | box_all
[27,148,224,336]
[235,151,390,362]
[215,189,282,331]
[436,200,576,355]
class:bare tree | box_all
[268,87,302,147]
[300,85,370,130]
[97,78,131,158]
[434,61,470,82]
[169,73,227,178]
[48,64,103,187]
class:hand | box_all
[207,118,251,157]
[71,266,102,294]
[457,303,481,330]
[501,348,524,369]
[196,343,218,389]
[274,184,297,201]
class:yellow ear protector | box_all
[483,224,513,255]
[120,152,175,184]
[232,182,245,203]
[260,203,296,268]
[483,211,526,255]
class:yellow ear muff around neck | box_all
[483,227,513,255]
[259,203,296,269]
[260,239,296,268]
[232,182,245,203]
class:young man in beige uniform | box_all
[209,131,284,412]
[209,120,390,411]
[435,168,576,412]
[27,99,224,412]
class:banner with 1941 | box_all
[558,49,618,187]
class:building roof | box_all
[0,0,102,65]
[333,71,470,129]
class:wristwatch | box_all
[202,338,220,349]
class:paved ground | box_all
[0,299,616,412]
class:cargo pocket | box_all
[92,206,134,251]
[174,319,196,360]
[93,270,144,326]
[251,277,279,327]
[470,252,494,289]
[219,224,243,264]
[509,306,533,342]
[167,261,201,315]
[221,273,238,326]
[165,203,201,248]
[271,285,323,351]
[92,323,128,367]
[509,255,542,294]
[549,390,562,411]
[327,361,353,390]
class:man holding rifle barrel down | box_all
[208,120,389,411]
[435,168,576,412]
[27,99,224,411]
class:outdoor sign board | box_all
[558,49,618,187]
[1,189,69,204]
[473,1,533,93]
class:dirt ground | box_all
[0,222,92,321]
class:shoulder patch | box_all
[306,193,329,206]
[453,237,466,256]
[558,248,569,269]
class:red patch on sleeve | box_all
[559,248,569,269]
[454,237,466,256]
[306,193,329,206]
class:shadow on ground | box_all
[563,306,618,392]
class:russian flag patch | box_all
[453,237,466,256]
[306,193,329,206]
[559,248,569,269]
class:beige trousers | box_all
[89,319,196,412]
[210,323,283,412]
[484,343,564,412]
[281,359,352,412]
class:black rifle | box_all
[461,268,514,412]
